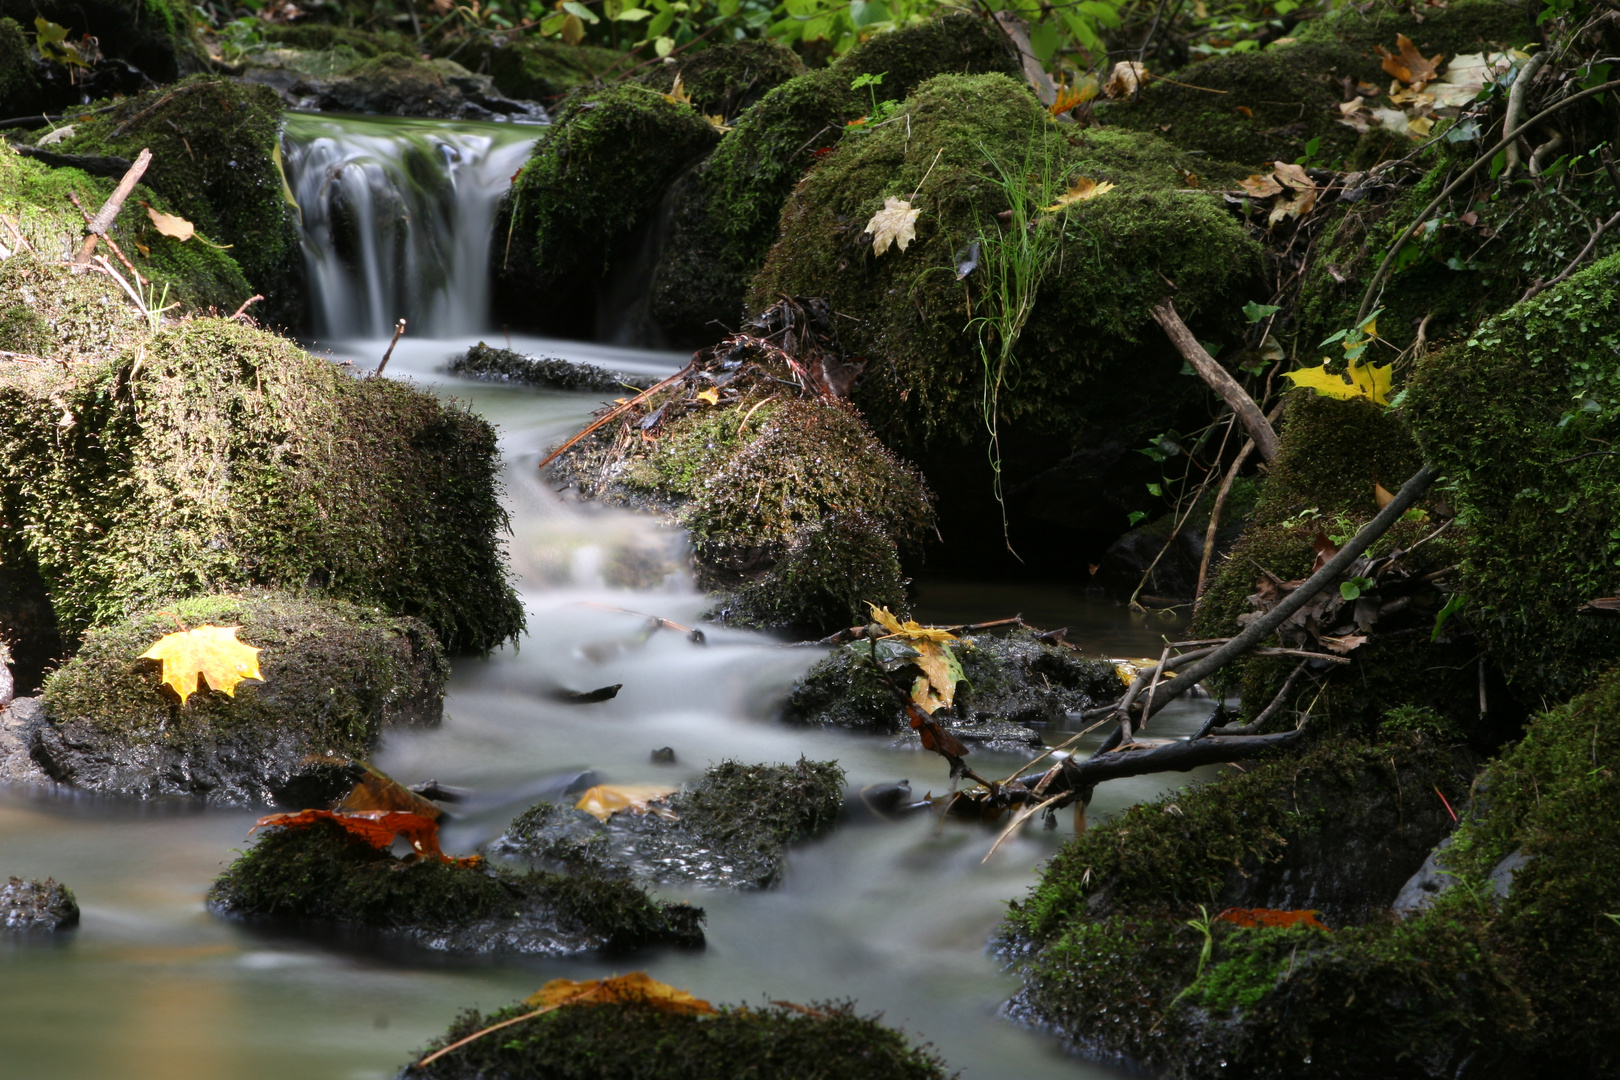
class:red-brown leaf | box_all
[1213,906,1331,931]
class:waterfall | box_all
[280,113,539,340]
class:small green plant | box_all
[844,72,901,134]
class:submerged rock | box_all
[28,594,445,806]
[449,343,658,393]
[495,758,844,890]
[786,628,1118,752]
[211,817,703,955]
[401,997,948,1080]
[1,876,79,931]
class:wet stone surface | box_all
[2,876,79,931]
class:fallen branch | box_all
[1197,400,1286,596]
[1199,658,1312,738]
[538,361,696,472]
[68,190,144,286]
[1150,299,1279,462]
[372,318,406,378]
[73,147,151,266]
[230,294,264,321]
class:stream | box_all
[0,114,1220,1080]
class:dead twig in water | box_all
[372,318,405,378]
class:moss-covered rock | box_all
[1406,252,1620,700]
[647,13,1021,346]
[0,0,206,86]
[210,816,705,954]
[0,17,43,117]
[403,997,948,1080]
[448,35,623,102]
[306,53,548,122]
[47,77,302,326]
[1,876,78,930]
[786,628,1117,750]
[634,39,804,120]
[999,734,1478,1076]
[498,758,844,889]
[750,71,1258,476]
[1291,0,1534,74]
[27,593,445,805]
[449,342,657,392]
[492,82,721,338]
[0,317,524,654]
[262,23,417,59]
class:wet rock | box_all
[30,594,446,806]
[449,343,658,393]
[401,997,948,1080]
[785,628,1118,753]
[0,697,50,786]
[495,759,844,890]
[0,0,206,90]
[308,54,547,122]
[1,876,79,931]
[650,747,676,764]
[447,36,622,103]
[0,640,11,707]
[1394,840,1530,917]
[209,817,703,955]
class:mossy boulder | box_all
[999,734,1476,1076]
[1,876,78,931]
[0,317,524,656]
[492,83,721,339]
[448,35,623,102]
[634,39,804,120]
[403,997,948,1080]
[24,593,444,805]
[552,336,933,633]
[0,17,43,116]
[1291,0,1534,75]
[262,24,417,59]
[0,0,205,85]
[0,152,252,316]
[647,13,1021,346]
[787,628,1118,752]
[48,76,304,327]
[307,53,548,122]
[498,758,844,890]
[210,816,705,954]
[1406,251,1620,700]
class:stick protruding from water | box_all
[373,318,406,378]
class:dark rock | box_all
[650,747,676,764]
[31,594,447,806]
[449,343,658,393]
[210,817,703,955]
[306,54,548,122]
[495,759,844,890]
[0,697,49,786]
[1,876,78,931]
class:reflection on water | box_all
[0,338,1219,1080]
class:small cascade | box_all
[280,112,539,340]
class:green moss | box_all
[749,72,1258,457]
[1100,42,1366,168]
[406,998,949,1080]
[210,817,704,953]
[0,317,523,653]
[1406,252,1620,698]
[1292,0,1534,78]
[54,76,303,326]
[41,592,444,756]
[264,23,416,58]
[0,0,205,82]
[647,13,1020,344]
[634,39,804,120]
[0,18,41,116]
[493,82,720,335]
[450,36,624,101]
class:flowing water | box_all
[0,116,1218,1080]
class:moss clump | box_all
[750,72,1258,461]
[34,593,444,804]
[1291,0,1534,75]
[647,13,1020,345]
[0,153,252,316]
[0,0,205,83]
[634,39,804,120]
[262,23,416,59]
[210,817,705,954]
[504,758,845,890]
[492,82,720,337]
[0,18,42,116]
[405,998,948,1080]
[0,317,523,653]
[52,76,303,326]
[786,628,1117,737]
[450,36,624,102]
[1406,251,1620,699]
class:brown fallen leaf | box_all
[1374,481,1395,509]
[1214,906,1331,931]
[338,762,444,820]
[574,783,678,822]
[864,197,919,257]
[1041,175,1117,211]
[1239,172,1284,199]
[1311,530,1339,573]
[249,809,479,866]
[1579,597,1620,614]
[145,204,195,242]
[1376,33,1444,89]
[526,972,715,1014]
[1320,633,1369,654]
[139,624,263,705]
[1104,60,1147,98]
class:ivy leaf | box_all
[139,625,263,705]
[864,197,919,256]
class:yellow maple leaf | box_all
[574,783,678,822]
[1041,175,1117,212]
[526,972,715,1014]
[139,625,263,705]
[909,639,965,714]
[1376,33,1444,90]
[703,113,731,133]
[865,603,957,643]
[695,387,720,405]
[864,197,919,257]
[1283,359,1394,405]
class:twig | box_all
[538,361,696,472]
[73,147,152,266]
[981,793,1065,863]
[1150,299,1279,461]
[417,985,605,1068]
[1500,50,1551,178]
[1130,416,1233,610]
[1199,658,1311,738]
[1520,207,1620,302]
[1555,449,1620,465]
[230,294,263,320]
[1196,400,1285,598]
[68,190,144,286]
[372,318,406,378]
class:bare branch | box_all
[1150,298,1279,462]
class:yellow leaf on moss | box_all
[1041,176,1116,212]
[865,603,957,643]
[864,197,919,257]
[139,625,263,705]
[909,639,965,714]
[526,972,715,1014]
[663,72,692,106]
[695,387,720,405]
[574,784,677,822]
[1283,359,1394,405]
[146,205,195,241]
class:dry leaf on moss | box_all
[249,809,480,866]
[865,197,919,257]
[146,205,195,241]
[526,972,715,1013]
[1104,60,1147,98]
[139,625,263,705]
[1377,33,1444,89]
[1239,172,1284,198]
[338,762,444,820]
[574,783,678,822]
[1041,175,1116,211]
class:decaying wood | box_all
[73,147,151,266]
[1150,298,1279,462]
